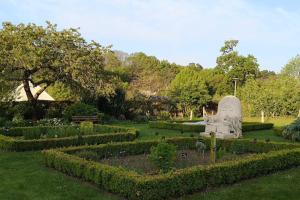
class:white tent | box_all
[11,83,55,102]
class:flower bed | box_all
[149,121,274,132]
[0,125,138,151]
[43,137,300,200]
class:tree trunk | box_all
[23,79,38,121]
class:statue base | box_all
[200,132,236,139]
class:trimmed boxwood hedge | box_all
[149,121,273,132]
[0,125,138,151]
[0,124,134,139]
[43,137,300,200]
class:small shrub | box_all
[217,147,226,159]
[149,141,177,173]
[154,132,159,136]
[80,121,94,135]
[63,103,98,121]
[283,118,300,141]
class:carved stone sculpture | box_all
[200,95,242,139]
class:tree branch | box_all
[34,83,51,100]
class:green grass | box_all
[1,120,299,200]
[243,130,290,142]
[111,122,199,140]
[243,117,295,127]
[0,151,120,200]
[179,167,300,200]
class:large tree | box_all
[125,52,180,97]
[0,22,116,119]
[216,40,259,92]
[167,67,211,118]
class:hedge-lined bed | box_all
[149,121,274,132]
[0,125,138,151]
[43,137,300,200]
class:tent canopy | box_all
[10,82,55,102]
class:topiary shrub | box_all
[63,102,99,121]
[149,141,177,173]
[282,118,300,141]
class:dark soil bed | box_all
[96,150,251,174]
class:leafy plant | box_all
[63,103,99,121]
[149,141,177,173]
[217,147,226,159]
[80,121,94,135]
[282,118,300,141]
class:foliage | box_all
[239,76,300,117]
[167,67,211,116]
[125,52,180,97]
[156,111,171,120]
[63,102,99,121]
[0,124,138,151]
[281,55,300,77]
[282,118,300,141]
[43,137,300,200]
[0,21,118,119]
[47,82,80,101]
[149,141,177,173]
[149,121,273,132]
[80,121,94,135]
[216,40,259,89]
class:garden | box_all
[1,21,300,200]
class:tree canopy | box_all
[0,22,117,103]
[167,67,211,116]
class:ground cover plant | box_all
[0,124,138,151]
[43,136,300,200]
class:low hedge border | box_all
[0,126,138,151]
[149,121,274,132]
[43,137,300,200]
[0,124,134,139]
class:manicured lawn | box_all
[112,122,199,140]
[243,130,290,142]
[180,167,300,200]
[1,151,300,200]
[0,120,299,200]
[0,151,120,200]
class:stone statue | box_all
[200,95,242,139]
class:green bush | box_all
[0,125,138,151]
[282,118,300,141]
[63,102,99,121]
[42,138,300,200]
[149,121,273,132]
[80,121,94,135]
[149,141,177,173]
[0,124,133,139]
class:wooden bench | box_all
[71,116,99,124]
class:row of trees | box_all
[0,21,299,120]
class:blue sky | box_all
[1,0,300,72]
